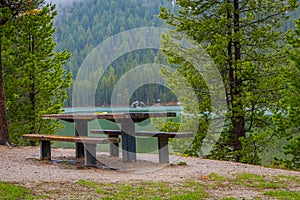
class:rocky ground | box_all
[1,145,299,199]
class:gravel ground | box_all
[1,145,299,199]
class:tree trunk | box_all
[232,0,245,161]
[227,0,246,161]
[0,44,11,146]
[29,36,36,146]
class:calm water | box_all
[63,106,183,114]
[54,106,182,152]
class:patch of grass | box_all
[76,180,208,199]
[77,179,99,187]
[204,173,297,199]
[236,173,265,181]
[257,181,286,189]
[177,161,187,165]
[0,182,42,200]
[264,190,300,200]
[234,173,286,189]
[208,173,228,181]
[274,175,300,184]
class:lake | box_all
[54,106,183,153]
[63,105,183,114]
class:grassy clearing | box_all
[0,173,299,199]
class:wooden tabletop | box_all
[42,112,177,122]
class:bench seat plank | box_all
[23,134,119,144]
[22,134,120,166]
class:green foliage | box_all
[272,18,300,170]
[2,3,72,144]
[0,1,46,144]
[159,0,299,164]
[160,118,180,132]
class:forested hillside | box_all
[52,0,299,107]
[53,0,177,106]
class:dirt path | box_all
[1,145,299,199]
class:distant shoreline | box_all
[62,105,183,113]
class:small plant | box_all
[177,161,187,165]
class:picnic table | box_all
[41,112,177,163]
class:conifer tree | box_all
[273,18,300,169]
[3,3,71,144]
[284,18,300,169]
[159,0,299,163]
[0,0,44,145]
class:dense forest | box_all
[52,0,300,107]
[53,0,178,106]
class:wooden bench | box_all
[90,130,194,163]
[22,134,120,167]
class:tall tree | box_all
[160,0,299,163]
[272,18,300,170]
[284,18,300,169]
[3,4,71,144]
[0,0,43,145]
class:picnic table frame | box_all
[42,112,176,162]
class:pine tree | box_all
[273,18,300,169]
[3,4,71,144]
[159,0,299,163]
[0,0,45,145]
[284,18,300,169]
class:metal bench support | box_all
[41,140,51,160]
[84,144,97,166]
[121,119,136,162]
[90,129,194,163]
[75,120,88,158]
[158,135,169,163]
[109,135,119,157]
